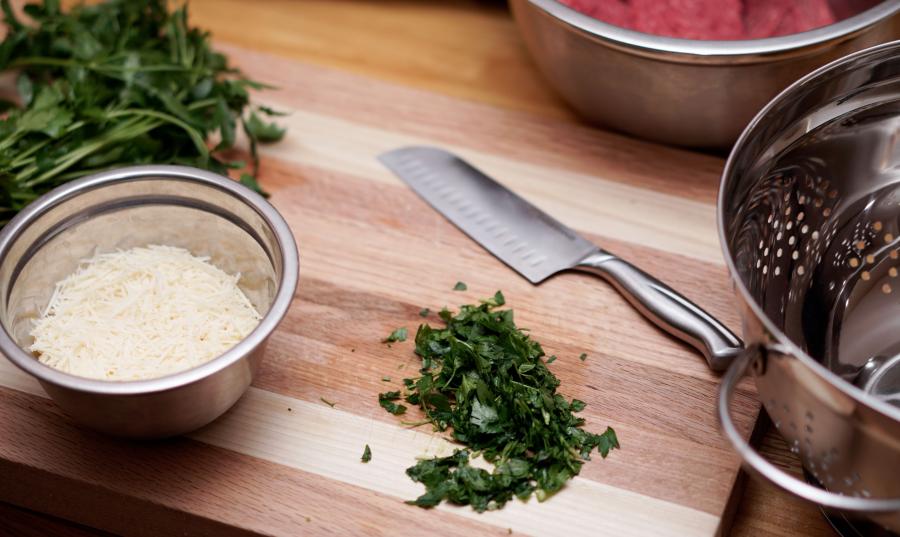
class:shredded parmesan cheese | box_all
[29,245,262,381]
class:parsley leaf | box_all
[383,327,408,344]
[244,111,286,142]
[378,391,407,415]
[453,281,467,291]
[361,444,372,463]
[482,290,505,307]
[380,294,618,512]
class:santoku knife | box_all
[379,146,742,371]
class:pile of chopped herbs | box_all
[379,291,618,512]
[0,0,285,225]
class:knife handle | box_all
[574,251,742,371]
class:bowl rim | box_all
[0,165,299,396]
[526,0,900,60]
[718,40,900,424]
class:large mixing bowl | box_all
[717,41,900,529]
[0,166,299,438]
[510,0,900,148]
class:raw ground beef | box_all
[559,0,879,40]
[744,0,838,38]
[630,0,745,40]
[562,0,632,27]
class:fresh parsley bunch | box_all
[382,292,619,512]
[0,0,285,225]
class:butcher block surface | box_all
[0,3,780,536]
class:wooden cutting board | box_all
[0,43,760,537]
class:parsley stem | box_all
[10,56,214,75]
[8,121,88,168]
[21,117,160,187]
[104,108,208,158]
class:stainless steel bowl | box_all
[716,41,900,529]
[0,165,299,438]
[510,0,900,148]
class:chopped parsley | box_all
[379,293,618,512]
[383,327,408,344]
[382,376,392,382]
[378,391,407,415]
[453,281,467,291]
[320,397,336,408]
[546,355,557,364]
[579,353,587,361]
[361,444,372,463]
[419,308,431,317]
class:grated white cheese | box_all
[29,245,262,381]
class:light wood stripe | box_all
[0,387,505,537]
[249,106,723,265]
[0,359,718,536]
[189,1,574,121]
[220,44,726,207]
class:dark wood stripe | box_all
[0,389,508,537]
[0,502,114,537]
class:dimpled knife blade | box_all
[378,146,599,283]
[378,145,743,371]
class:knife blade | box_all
[379,146,743,371]
[378,146,597,284]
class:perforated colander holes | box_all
[766,397,860,492]
[844,220,900,295]
[760,203,798,280]
[755,174,835,286]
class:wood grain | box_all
[730,423,836,537]
[0,502,115,537]
[0,60,754,534]
[186,0,575,121]
[0,119,755,532]
[1,1,835,536]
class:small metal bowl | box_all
[0,165,299,438]
[510,0,900,148]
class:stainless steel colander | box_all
[717,41,900,530]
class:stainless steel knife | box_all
[378,146,742,371]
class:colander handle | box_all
[718,349,900,514]
[575,251,743,371]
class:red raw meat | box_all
[826,0,879,20]
[558,0,864,40]
[773,0,837,36]
[745,0,836,38]
[559,0,631,27]
[629,0,744,40]
[744,0,792,38]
